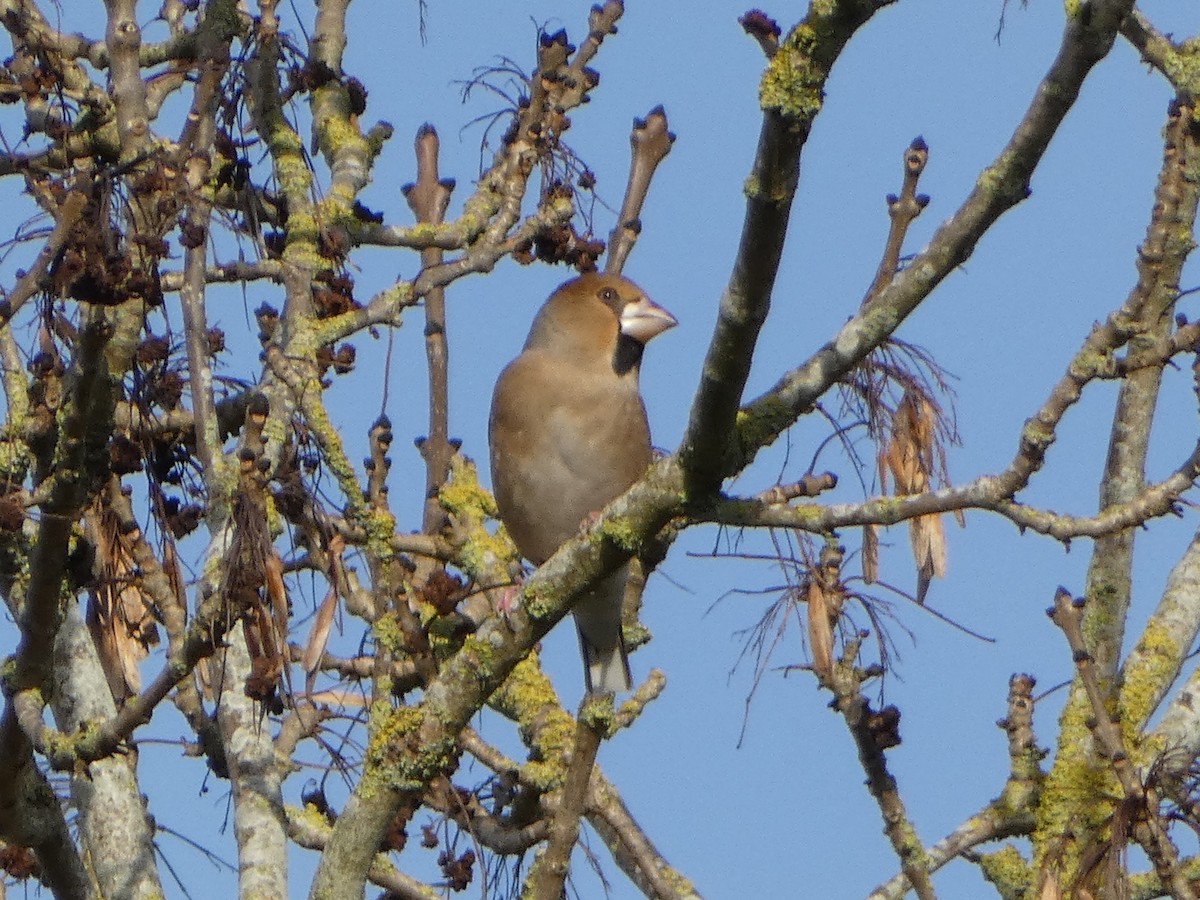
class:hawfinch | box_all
[489,272,676,693]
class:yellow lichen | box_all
[424,613,462,657]
[364,704,425,790]
[312,88,368,162]
[491,654,574,791]
[372,610,407,658]
[1119,617,1184,735]
[455,632,502,686]
[259,414,289,459]
[0,437,29,480]
[595,515,641,552]
[978,844,1032,898]
[264,492,284,538]
[361,507,397,562]
[0,655,17,689]
[1032,689,1118,882]
[439,455,520,579]
[439,456,497,520]
[301,389,361,502]
[364,699,459,797]
[289,801,333,834]
[735,396,795,461]
[578,692,615,732]
[521,579,561,621]
[758,24,826,121]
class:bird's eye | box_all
[599,287,618,302]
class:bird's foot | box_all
[578,509,603,535]
[495,583,522,620]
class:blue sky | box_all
[8,1,1200,897]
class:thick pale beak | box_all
[620,296,677,344]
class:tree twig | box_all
[730,0,1139,476]
[404,124,456,535]
[864,137,929,305]
[604,105,674,276]
[680,1,897,494]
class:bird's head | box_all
[525,272,677,374]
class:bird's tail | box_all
[574,570,633,694]
[580,630,632,694]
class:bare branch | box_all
[0,188,86,327]
[604,106,674,276]
[697,436,1199,540]
[525,699,609,900]
[587,769,701,899]
[819,556,934,899]
[404,124,457,535]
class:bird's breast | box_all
[490,356,652,564]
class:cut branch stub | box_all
[604,105,675,276]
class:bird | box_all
[489,271,677,693]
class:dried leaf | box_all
[243,605,284,711]
[328,533,346,554]
[303,587,340,689]
[243,606,268,660]
[264,549,289,640]
[885,390,950,603]
[911,512,947,604]
[85,502,159,701]
[163,539,188,624]
[196,657,215,701]
[807,579,833,679]
[887,393,933,495]
[86,596,128,700]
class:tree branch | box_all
[525,699,608,900]
[730,0,1138,478]
[680,0,896,495]
[869,673,1044,899]
[1049,588,1190,898]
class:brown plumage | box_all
[489,272,676,693]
